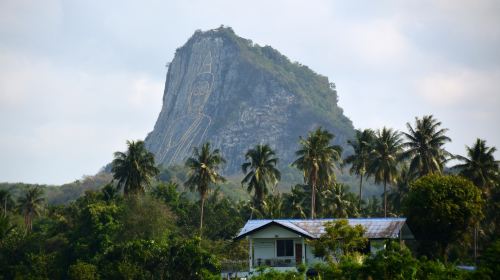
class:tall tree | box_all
[17,186,44,232]
[403,115,451,177]
[112,140,159,196]
[368,127,403,217]
[344,129,375,210]
[185,142,226,236]
[453,139,499,191]
[241,144,281,211]
[292,127,343,218]
[0,189,14,217]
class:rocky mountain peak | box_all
[145,27,354,174]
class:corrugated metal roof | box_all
[235,218,410,240]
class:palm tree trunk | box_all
[384,179,387,217]
[359,174,363,211]
[200,197,205,238]
[311,183,316,219]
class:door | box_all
[295,243,302,264]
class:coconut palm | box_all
[344,129,375,210]
[293,127,343,218]
[0,189,14,217]
[321,183,357,218]
[367,127,403,217]
[185,142,226,235]
[387,165,412,215]
[241,144,281,211]
[403,115,451,177]
[287,185,308,218]
[259,192,284,219]
[112,140,159,196]
[17,186,44,232]
[453,139,499,191]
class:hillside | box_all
[144,26,355,173]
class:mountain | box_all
[145,26,355,174]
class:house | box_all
[232,218,414,274]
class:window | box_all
[276,240,294,257]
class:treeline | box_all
[0,114,499,279]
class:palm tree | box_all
[111,140,159,196]
[344,129,375,210]
[241,144,281,211]
[101,183,119,202]
[367,127,403,217]
[403,115,451,177]
[293,127,343,219]
[259,192,284,219]
[0,189,14,217]
[387,165,412,215]
[17,186,44,232]
[453,139,499,191]
[283,185,307,218]
[321,183,356,218]
[185,142,226,235]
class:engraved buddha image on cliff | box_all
[157,50,215,164]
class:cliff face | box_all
[145,27,355,173]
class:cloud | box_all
[0,50,163,184]
[0,0,499,184]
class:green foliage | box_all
[185,142,226,235]
[250,269,303,280]
[293,127,343,218]
[68,261,99,280]
[166,238,221,280]
[241,144,281,211]
[118,196,175,242]
[112,140,159,196]
[367,127,404,217]
[344,129,376,209]
[454,138,499,191]
[309,219,367,262]
[404,174,484,260]
[476,239,500,279]
[363,241,418,280]
[402,115,451,177]
[17,186,45,232]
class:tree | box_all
[309,219,367,262]
[344,129,375,210]
[293,127,343,218]
[111,140,159,196]
[321,183,357,218]
[387,165,412,215]
[0,189,14,217]
[241,144,281,211]
[367,127,403,217]
[402,115,451,177]
[453,138,499,192]
[17,186,45,232]
[185,142,226,236]
[283,185,307,219]
[403,175,484,261]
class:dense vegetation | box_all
[0,114,499,279]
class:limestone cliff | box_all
[145,27,355,174]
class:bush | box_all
[363,241,418,280]
[68,261,99,280]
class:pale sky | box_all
[1,0,499,184]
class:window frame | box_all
[276,239,294,257]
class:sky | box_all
[1,0,499,185]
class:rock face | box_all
[145,27,355,174]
